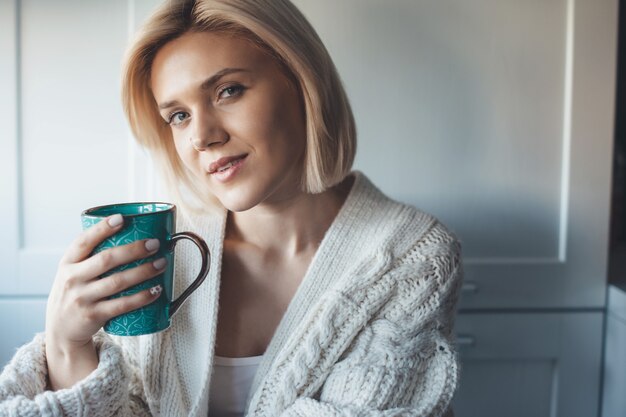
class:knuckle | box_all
[75,234,91,251]
[62,274,79,291]
[97,251,113,269]
[73,294,87,309]
[113,299,131,316]
[83,309,99,323]
[108,273,125,292]
[130,268,147,285]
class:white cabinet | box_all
[295,0,616,413]
[453,312,604,417]
[296,1,616,414]
[295,0,617,310]
[450,0,616,310]
[0,0,165,367]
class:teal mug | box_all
[81,202,210,336]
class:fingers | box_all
[94,285,162,322]
[63,214,125,264]
[83,258,167,301]
[71,237,161,283]
[49,213,168,344]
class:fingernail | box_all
[107,214,123,228]
[152,258,167,270]
[145,239,160,252]
[149,285,162,296]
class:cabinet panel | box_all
[0,0,169,297]
[453,312,603,417]
[296,0,566,259]
[15,0,131,294]
[456,360,554,417]
[0,299,46,368]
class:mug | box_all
[81,202,210,336]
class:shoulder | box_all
[394,220,461,273]
[337,172,462,317]
[391,220,462,314]
[343,171,460,265]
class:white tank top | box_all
[208,355,264,417]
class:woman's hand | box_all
[44,214,166,390]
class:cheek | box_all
[237,92,305,153]
[171,133,195,170]
[273,86,306,151]
[232,98,275,136]
[171,134,185,159]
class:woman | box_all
[0,0,462,416]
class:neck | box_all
[226,175,354,258]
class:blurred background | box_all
[0,0,623,416]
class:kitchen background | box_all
[0,1,622,416]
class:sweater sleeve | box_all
[279,224,463,417]
[0,331,152,416]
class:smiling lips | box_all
[208,154,248,174]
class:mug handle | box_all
[167,231,211,317]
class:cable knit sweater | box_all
[0,171,462,417]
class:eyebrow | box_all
[157,68,249,110]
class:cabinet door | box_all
[293,0,617,309]
[452,312,603,417]
[0,0,167,298]
[0,0,164,368]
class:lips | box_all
[208,154,248,174]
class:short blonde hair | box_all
[122,0,356,214]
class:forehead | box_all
[150,31,271,97]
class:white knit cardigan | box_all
[0,171,462,417]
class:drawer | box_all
[0,299,47,368]
[452,312,603,417]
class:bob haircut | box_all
[122,0,356,214]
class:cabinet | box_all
[453,313,604,417]
[294,0,617,311]
[0,0,160,366]
[292,1,616,416]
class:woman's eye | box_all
[168,112,189,126]
[218,85,244,100]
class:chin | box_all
[216,193,260,213]
[224,203,256,213]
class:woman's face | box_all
[150,31,306,212]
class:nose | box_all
[189,112,228,151]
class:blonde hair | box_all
[122,0,356,214]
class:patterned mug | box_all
[81,202,210,336]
